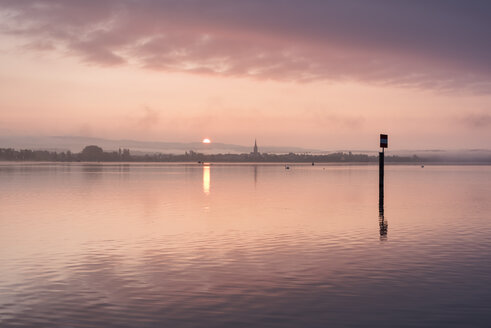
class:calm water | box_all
[1,163,491,327]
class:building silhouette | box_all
[253,139,259,156]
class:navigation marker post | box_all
[379,134,388,188]
[379,134,388,237]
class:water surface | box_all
[1,163,490,327]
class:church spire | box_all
[253,139,258,155]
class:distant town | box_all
[1,143,422,163]
[1,139,490,164]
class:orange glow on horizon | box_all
[202,138,211,144]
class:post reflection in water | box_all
[203,165,210,195]
[253,165,257,186]
[379,183,388,239]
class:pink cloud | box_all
[1,0,490,92]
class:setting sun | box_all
[202,138,211,144]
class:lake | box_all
[1,163,490,327]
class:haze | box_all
[1,0,490,150]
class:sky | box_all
[0,0,490,150]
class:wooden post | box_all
[379,149,384,188]
[379,134,388,188]
[379,134,388,237]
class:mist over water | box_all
[1,163,491,327]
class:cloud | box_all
[461,113,491,128]
[1,0,491,92]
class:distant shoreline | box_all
[1,146,490,164]
[0,146,416,163]
[2,161,491,167]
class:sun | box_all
[202,138,211,144]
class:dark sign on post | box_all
[380,134,388,148]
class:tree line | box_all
[0,145,422,163]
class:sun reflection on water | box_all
[203,165,210,195]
